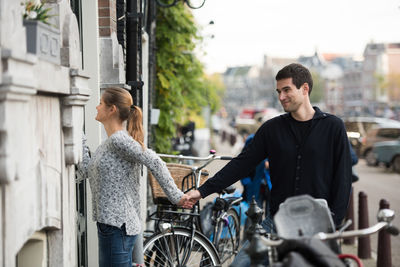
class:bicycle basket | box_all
[148,163,209,204]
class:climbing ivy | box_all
[154,5,224,153]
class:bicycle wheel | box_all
[213,208,240,264]
[155,0,177,7]
[185,0,206,9]
[143,227,221,267]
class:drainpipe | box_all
[126,0,143,107]
[147,0,157,147]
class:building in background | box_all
[362,42,400,118]
[222,55,293,119]
[222,44,400,121]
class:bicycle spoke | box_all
[144,229,220,267]
[144,239,171,266]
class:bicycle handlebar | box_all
[256,208,398,247]
[314,221,390,240]
[158,153,233,162]
[158,152,233,172]
[158,152,233,189]
[158,153,214,161]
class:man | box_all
[187,63,352,233]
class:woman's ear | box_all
[109,104,118,115]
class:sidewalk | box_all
[342,243,376,267]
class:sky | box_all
[191,0,400,73]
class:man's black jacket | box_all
[199,107,352,225]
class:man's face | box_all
[276,78,307,113]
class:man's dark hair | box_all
[275,63,313,95]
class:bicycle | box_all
[143,150,242,266]
[156,0,206,9]
[204,184,242,264]
[244,195,399,267]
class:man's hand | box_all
[186,190,201,205]
[177,190,202,209]
[177,194,193,209]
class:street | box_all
[352,159,400,266]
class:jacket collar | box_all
[281,106,329,121]
[312,106,329,120]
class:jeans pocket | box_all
[97,222,115,235]
[122,234,137,252]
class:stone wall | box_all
[0,0,89,266]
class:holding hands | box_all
[177,190,202,209]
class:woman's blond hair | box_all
[102,87,144,149]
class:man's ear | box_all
[302,83,310,95]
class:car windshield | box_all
[363,122,379,133]
[344,122,359,132]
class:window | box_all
[377,128,400,139]
[70,0,84,66]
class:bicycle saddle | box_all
[219,185,236,195]
[274,195,335,239]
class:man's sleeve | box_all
[329,121,353,226]
[198,124,269,198]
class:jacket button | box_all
[297,155,301,159]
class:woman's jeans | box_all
[97,222,138,267]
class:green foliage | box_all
[375,72,400,100]
[154,5,224,153]
[310,71,324,103]
[203,73,226,113]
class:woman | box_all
[80,87,188,267]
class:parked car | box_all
[372,139,400,173]
[343,117,400,157]
[235,108,280,136]
[361,127,400,166]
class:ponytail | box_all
[127,105,145,149]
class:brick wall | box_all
[98,0,117,37]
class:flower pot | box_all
[23,20,60,64]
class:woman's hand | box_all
[177,193,193,209]
[177,190,201,209]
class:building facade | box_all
[0,0,90,266]
[362,42,400,115]
[0,0,152,266]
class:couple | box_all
[81,63,352,267]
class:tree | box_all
[310,70,324,103]
[154,5,224,153]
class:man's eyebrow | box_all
[276,86,291,92]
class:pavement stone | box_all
[342,243,377,267]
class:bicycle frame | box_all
[155,152,241,264]
[210,197,242,249]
